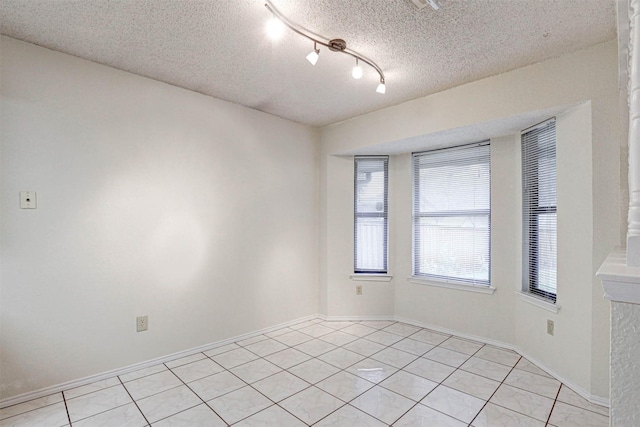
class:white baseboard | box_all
[0,314,320,409]
[1,313,609,409]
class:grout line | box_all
[117,376,152,426]
[61,391,72,426]
[545,384,563,426]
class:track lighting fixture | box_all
[264,1,386,94]
[306,42,320,65]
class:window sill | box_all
[408,276,496,295]
[518,292,561,313]
[350,274,393,282]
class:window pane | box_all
[417,162,490,213]
[535,213,557,294]
[415,215,490,282]
[355,217,386,271]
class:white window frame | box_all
[522,118,557,303]
[412,142,491,287]
[354,156,389,274]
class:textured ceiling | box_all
[0,0,616,127]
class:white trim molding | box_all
[597,247,640,304]
[349,274,393,282]
[408,276,496,295]
[517,291,561,313]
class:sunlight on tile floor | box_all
[0,318,609,426]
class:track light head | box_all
[306,42,320,65]
[376,79,386,94]
[352,58,363,79]
[266,15,285,39]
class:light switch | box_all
[20,191,37,209]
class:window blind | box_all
[522,119,557,302]
[354,156,389,273]
[412,142,491,285]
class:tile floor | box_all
[0,318,610,426]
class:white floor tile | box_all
[203,343,240,357]
[382,322,422,337]
[475,346,521,367]
[391,338,434,356]
[229,358,282,383]
[233,405,306,427]
[422,385,485,423]
[409,329,451,346]
[364,330,404,346]
[243,338,288,357]
[123,371,182,401]
[403,357,456,382]
[439,337,484,356]
[271,330,313,347]
[119,364,168,383]
[0,393,63,420]
[548,401,609,427]
[210,347,259,369]
[347,358,398,384]
[280,386,345,425]
[207,386,272,425]
[315,404,387,427]
[63,377,121,400]
[379,370,438,401]
[471,402,545,427]
[316,371,375,402]
[393,403,467,427]
[556,385,609,416]
[460,356,512,382]
[320,321,358,330]
[358,321,396,330]
[0,402,69,427]
[264,347,311,370]
[343,338,386,357]
[317,348,365,369]
[514,358,553,378]
[424,347,471,368]
[297,324,335,338]
[237,335,268,347]
[66,384,132,422]
[136,385,201,424]
[490,384,554,422]
[170,358,225,384]
[293,339,338,357]
[164,353,206,369]
[252,371,310,402]
[370,347,418,369]
[442,369,501,401]
[287,358,341,384]
[340,324,377,337]
[188,370,247,401]
[351,385,415,424]
[151,403,226,426]
[504,368,561,399]
[72,402,147,427]
[318,330,359,346]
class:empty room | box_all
[1,0,638,426]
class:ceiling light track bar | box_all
[264,1,385,87]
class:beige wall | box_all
[0,37,320,400]
[319,40,622,400]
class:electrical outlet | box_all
[356,285,363,295]
[19,191,37,209]
[137,315,148,332]
[547,319,554,336]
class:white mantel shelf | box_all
[597,247,640,305]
